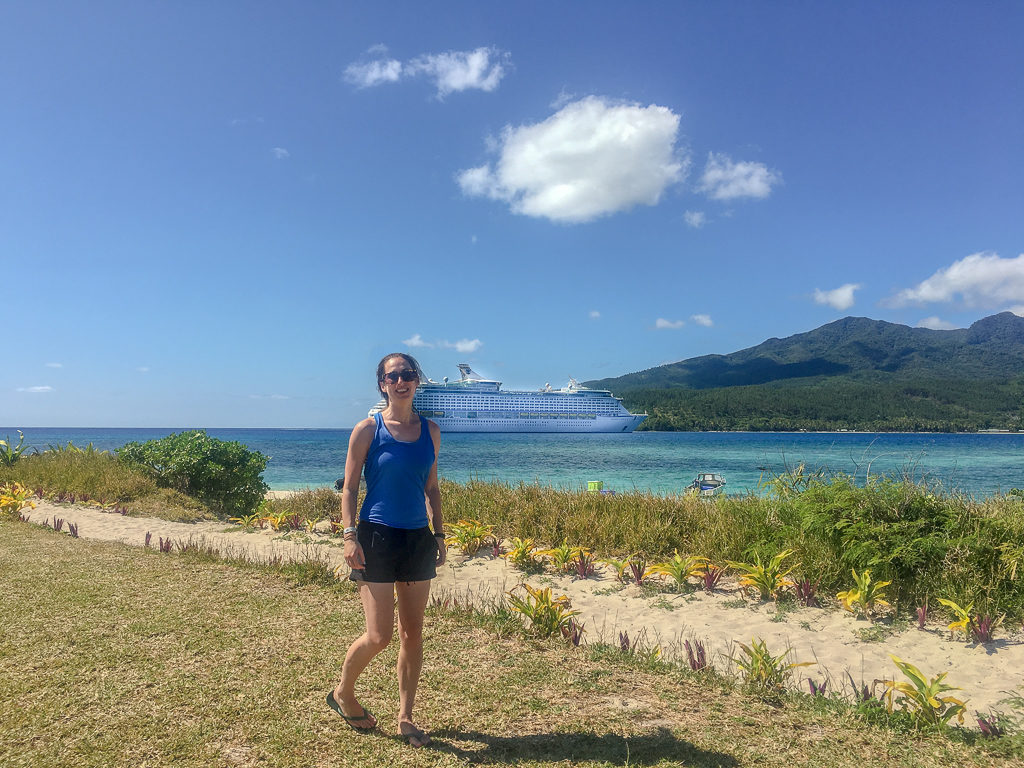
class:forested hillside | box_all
[587,313,1024,431]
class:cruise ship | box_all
[369,364,647,433]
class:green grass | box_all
[2,519,1022,767]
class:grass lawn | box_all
[1,519,1019,768]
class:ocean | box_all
[5,427,1022,497]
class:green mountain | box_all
[586,313,1024,432]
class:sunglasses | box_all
[381,369,419,384]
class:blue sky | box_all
[3,1,1022,428]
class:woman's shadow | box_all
[427,726,738,766]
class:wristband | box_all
[343,526,357,535]
[434,532,446,539]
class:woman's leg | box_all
[334,581,396,726]
[395,579,432,745]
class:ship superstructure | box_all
[369,364,646,433]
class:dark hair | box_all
[376,352,422,402]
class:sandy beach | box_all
[22,499,1024,720]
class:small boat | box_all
[689,473,726,496]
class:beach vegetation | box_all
[936,597,1005,643]
[506,584,579,638]
[628,554,649,586]
[117,430,268,517]
[536,539,579,572]
[444,518,495,555]
[502,537,543,571]
[837,568,891,620]
[697,561,726,592]
[0,431,29,466]
[728,549,797,601]
[881,656,967,728]
[732,637,814,695]
[0,481,36,519]
[649,551,705,588]
[793,575,821,607]
[570,547,598,579]
[599,554,634,583]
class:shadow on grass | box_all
[428,726,738,766]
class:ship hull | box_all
[429,414,646,433]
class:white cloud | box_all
[137,367,150,373]
[45,362,62,368]
[589,310,601,319]
[410,46,509,97]
[403,333,433,348]
[890,252,1024,309]
[813,283,861,311]
[691,314,713,327]
[655,318,685,329]
[698,152,781,200]
[457,96,686,223]
[17,385,53,393]
[1010,306,1024,317]
[443,338,483,354]
[344,58,403,88]
[684,210,706,228]
[916,316,957,330]
[272,147,290,160]
[343,46,508,97]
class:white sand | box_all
[22,500,1024,720]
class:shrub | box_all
[117,431,268,517]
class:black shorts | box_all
[351,521,438,583]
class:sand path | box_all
[21,500,1024,719]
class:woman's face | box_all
[380,356,419,403]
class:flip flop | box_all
[326,691,376,732]
[399,723,431,748]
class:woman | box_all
[327,352,446,748]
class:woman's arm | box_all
[342,418,374,569]
[424,420,445,566]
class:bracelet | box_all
[342,526,357,535]
[434,532,446,539]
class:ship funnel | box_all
[457,363,486,381]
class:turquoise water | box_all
[5,427,1022,497]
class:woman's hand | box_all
[344,537,365,569]
[435,537,447,567]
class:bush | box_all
[117,431,268,518]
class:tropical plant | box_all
[229,512,262,529]
[836,569,891,620]
[936,597,1004,643]
[444,518,495,555]
[649,551,706,587]
[684,639,707,671]
[570,548,597,579]
[0,431,29,467]
[916,599,928,630]
[793,576,820,607]
[506,584,579,638]
[502,537,542,571]
[697,561,725,592]
[629,555,648,586]
[732,637,814,693]
[728,549,797,601]
[0,481,36,518]
[880,655,966,727]
[536,539,578,573]
[600,555,634,584]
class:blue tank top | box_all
[360,412,435,529]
